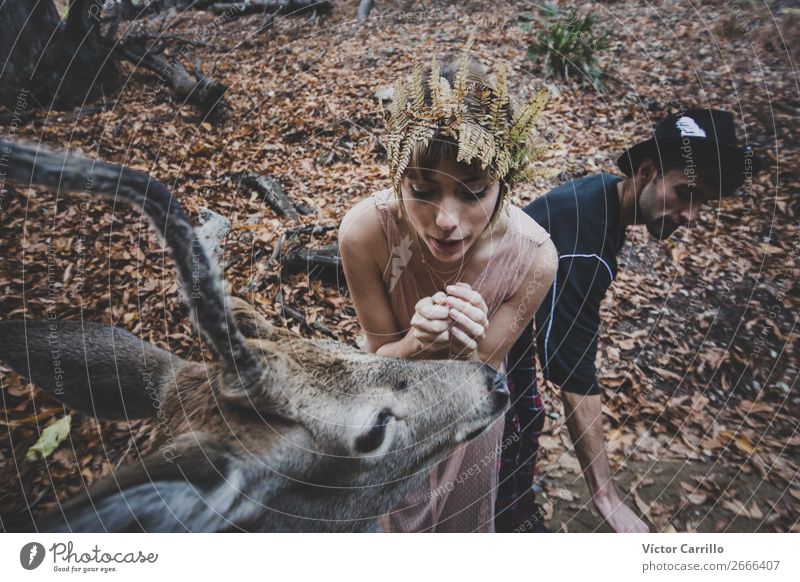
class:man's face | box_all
[637,165,718,240]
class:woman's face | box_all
[400,157,501,263]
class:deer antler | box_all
[0,139,263,392]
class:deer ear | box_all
[0,320,181,420]
[37,433,253,533]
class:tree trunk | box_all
[113,36,229,118]
[0,0,228,117]
[0,0,117,110]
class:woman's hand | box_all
[445,282,489,358]
[408,284,489,360]
[409,292,451,356]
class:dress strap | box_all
[370,188,406,285]
[371,189,400,244]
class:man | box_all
[495,109,762,533]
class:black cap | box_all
[617,109,762,194]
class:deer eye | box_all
[354,409,394,453]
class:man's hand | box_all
[593,488,650,533]
[561,390,651,533]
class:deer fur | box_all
[0,140,509,532]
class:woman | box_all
[338,49,557,532]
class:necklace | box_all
[412,227,482,292]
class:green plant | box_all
[525,3,611,87]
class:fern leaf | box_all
[489,63,509,137]
[409,61,426,111]
[452,35,476,105]
[510,88,549,144]
[429,54,440,107]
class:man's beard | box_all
[637,179,682,240]
[646,215,680,239]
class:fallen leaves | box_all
[649,366,684,383]
[0,0,796,533]
[721,430,757,456]
[722,498,764,520]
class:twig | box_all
[144,34,211,48]
[114,438,136,471]
[275,294,336,339]
[241,174,306,221]
[267,224,334,265]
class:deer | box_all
[0,139,509,532]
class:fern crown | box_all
[385,37,549,204]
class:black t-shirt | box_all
[522,173,625,395]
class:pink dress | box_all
[369,188,551,533]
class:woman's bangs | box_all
[407,134,493,183]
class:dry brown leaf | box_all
[552,488,575,502]
[650,366,683,382]
[721,430,756,455]
[688,493,707,505]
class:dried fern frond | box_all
[384,35,550,199]
[452,35,476,105]
[390,121,436,192]
[489,63,509,138]
[429,54,440,104]
[387,78,408,129]
[457,120,496,170]
[509,88,549,145]
[412,63,428,111]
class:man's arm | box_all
[534,252,649,532]
[561,390,649,532]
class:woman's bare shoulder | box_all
[340,195,384,245]
[338,192,393,269]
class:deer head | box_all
[0,140,509,532]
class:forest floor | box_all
[1,0,797,532]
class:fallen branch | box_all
[241,174,315,221]
[281,243,343,287]
[208,1,332,17]
[113,36,229,118]
[143,34,212,49]
[275,291,335,338]
[269,223,335,265]
[358,0,374,21]
[283,224,336,237]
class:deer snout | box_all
[479,363,509,408]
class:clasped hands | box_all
[410,282,488,359]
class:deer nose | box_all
[480,363,509,407]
